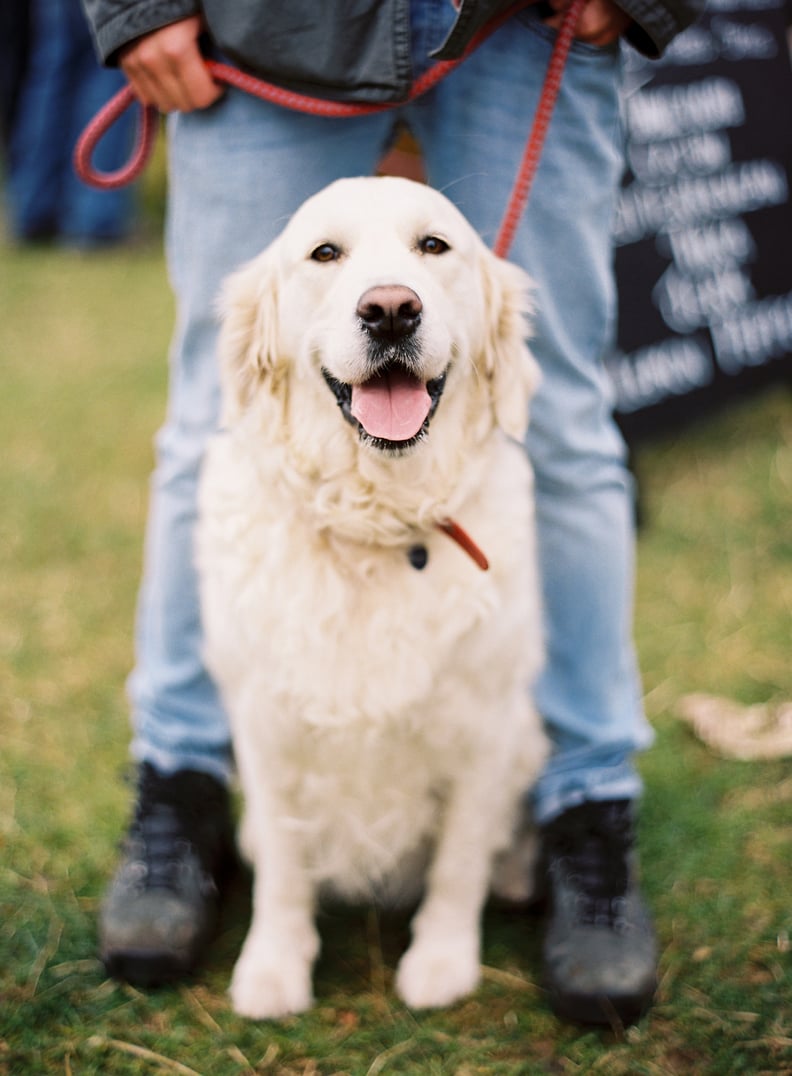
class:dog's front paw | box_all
[230,946,314,1020]
[395,935,480,1010]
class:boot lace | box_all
[547,801,634,931]
[124,763,231,894]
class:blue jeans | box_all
[6,0,134,243]
[130,2,653,824]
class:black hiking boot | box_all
[100,762,236,986]
[540,799,657,1027]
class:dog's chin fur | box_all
[196,176,547,1020]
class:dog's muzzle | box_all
[322,285,448,453]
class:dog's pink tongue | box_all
[350,368,431,441]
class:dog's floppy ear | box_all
[479,251,540,440]
[216,247,283,424]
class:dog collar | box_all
[436,519,489,571]
[407,519,489,572]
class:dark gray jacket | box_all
[83,0,706,104]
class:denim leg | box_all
[59,2,134,244]
[6,0,73,237]
[408,6,653,823]
[6,0,133,242]
[130,91,393,780]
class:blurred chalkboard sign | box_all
[607,1,792,441]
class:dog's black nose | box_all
[357,285,422,342]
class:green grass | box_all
[1,234,790,1075]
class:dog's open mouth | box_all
[322,362,447,451]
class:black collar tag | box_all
[407,544,428,570]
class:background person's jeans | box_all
[129,2,654,824]
[7,0,134,242]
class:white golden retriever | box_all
[196,176,547,1019]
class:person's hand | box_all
[119,15,223,112]
[543,0,631,46]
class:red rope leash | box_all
[73,0,586,257]
[492,0,586,257]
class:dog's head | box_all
[218,176,538,461]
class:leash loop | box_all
[73,84,159,191]
[73,0,586,257]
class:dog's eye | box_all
[418,235,450,256]
[310,242,341,263]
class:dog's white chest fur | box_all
[195,176,547,1019]
[199,429,542,904]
